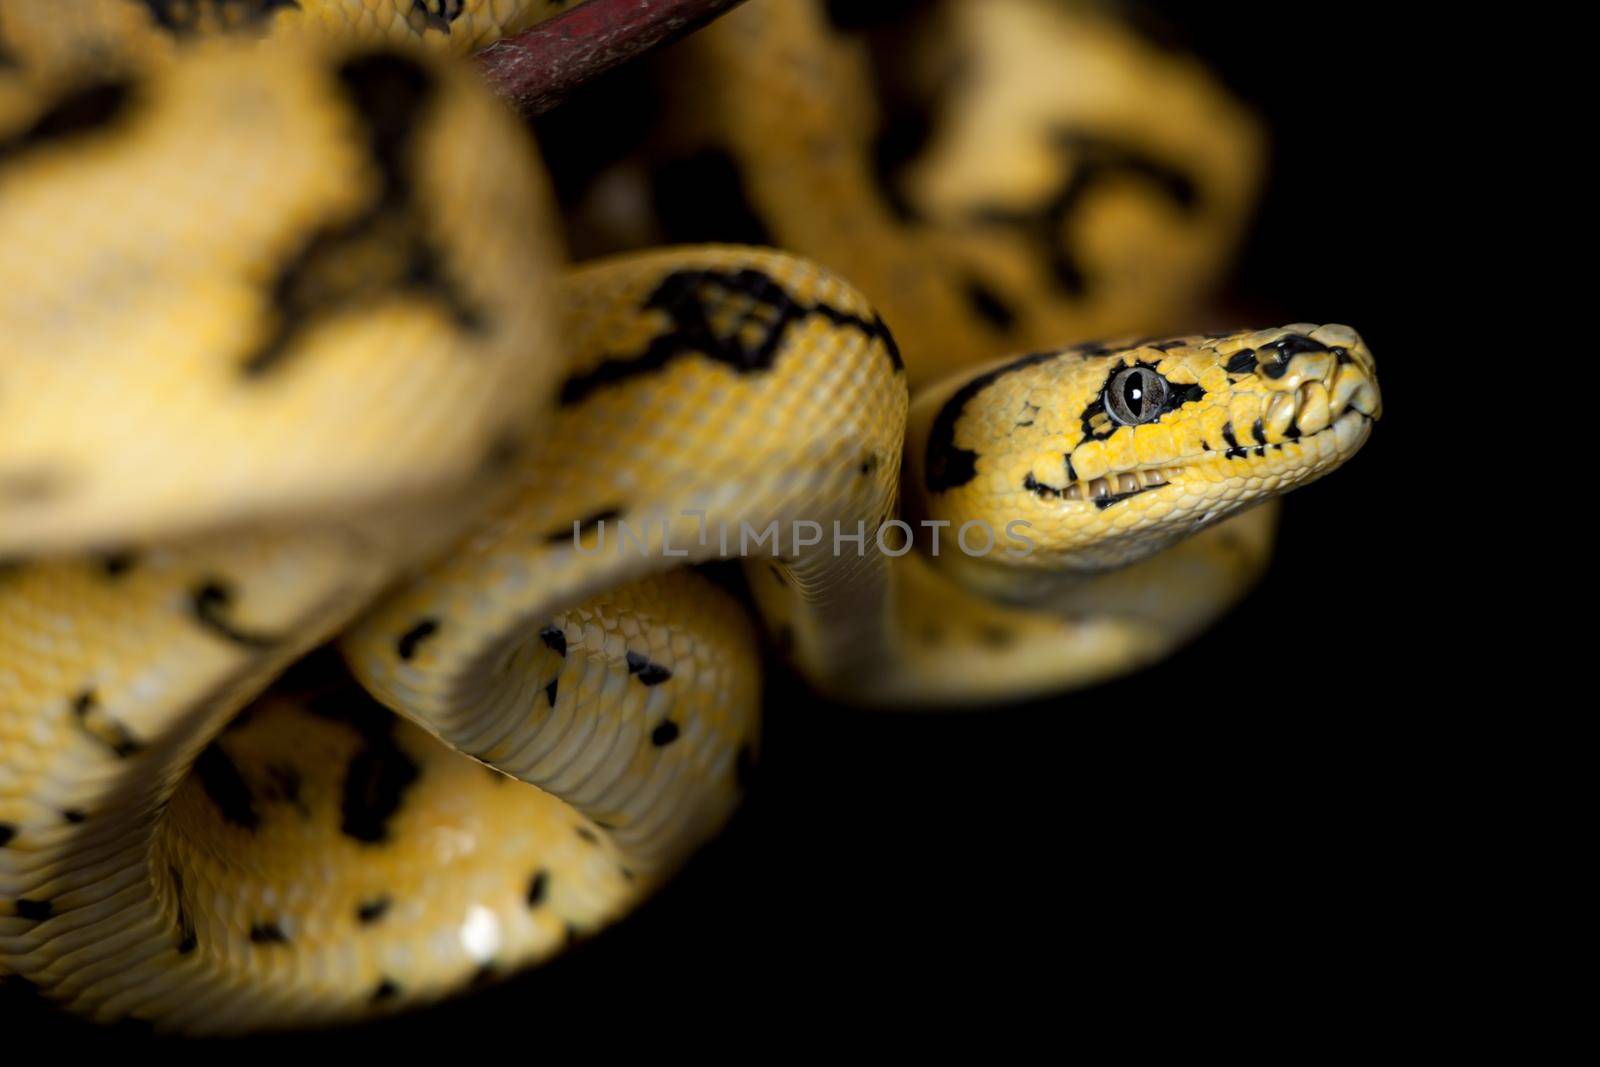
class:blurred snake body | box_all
[0,0,1380,1032]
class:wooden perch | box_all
[477,0,750,114]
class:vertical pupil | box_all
[1124,373,1144,410]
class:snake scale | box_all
[0,0,1381,1033]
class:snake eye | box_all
[1104,366,1168,425]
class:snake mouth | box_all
[1049,466,1178,505]
[1040,406,1374,511]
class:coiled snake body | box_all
[0,0,1381,1031]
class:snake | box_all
[0,0,1381,1033]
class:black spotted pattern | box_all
[195,741,260,830]
[0,78,134,167]
[396,618,438,660]
[357,896,391,924]
[71,688,144,759]
[137,0,300,35]
[526,870,549,907]
[15,899,53,921]
[625,650,672,686]
[924,350,1061,492]
[559,268,901,406]
[544,506,623,546]
[340,724,420,845]
[191,579,280,648]
[249,921,289,945]
[241,52,485,376]
[970,129,1199,298]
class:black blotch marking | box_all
[1022,472,1061,500]
[1224,348,1258,375]
[0,13,16,70]
[396,618,438,661]
[544,507,623,545]
[0,78,133,166]
[539,626,568,656]
[1258,334,1327,380]
[15,899,53,921]
[735,743,755,790]
[1220,421,1251,460]
[963,277,1016,332]
[264,764,307,816]
[1093,483,1161,510]
[478,431,522,475]
[341,723,420,845]
[1332,346,1354,365]
[191,579,280,648]
[575,826,600,845]
[61,810,86,824]
[137,0,300,35]
[241,51,484,376]
[650,720,680,747]
[978,625,1015,649]
[98,550,137,578]
[69,688,145,759]
[195,742,259,831]
[823,0,925,31]
[1251,419,1267,446]
[859,454,879,476]
[925,350,1060,492]
[357,896,391,924]
[372,978,400,1002]
[0,823,14,848]
[649,149,775,246]
[625,651,672,686]
[170,864,197,954]
[971,129,1199,298]
[249,921,288,945]
[526,870,548,907]
[544,678,559,707]
[559,268,901,405]
[410,0,466,33]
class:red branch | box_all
[477,0,750,114]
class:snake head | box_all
[909,323,1380,576]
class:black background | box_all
[5,0,1440,1046]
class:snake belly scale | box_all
[0,0,1381,1032]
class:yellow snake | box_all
[0,0,1382,1032]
